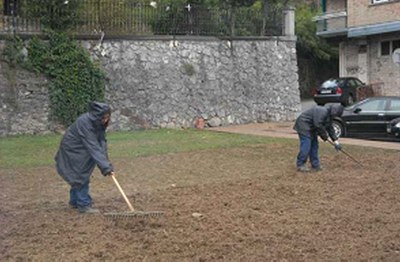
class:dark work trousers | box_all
[296,133,320,168]
[69,180,92,209]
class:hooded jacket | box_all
[55,102,113,186]
[293,104,344,141]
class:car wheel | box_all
[332,121,344,138]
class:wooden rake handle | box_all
[110,174,135,212]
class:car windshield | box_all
[321,79,345,88]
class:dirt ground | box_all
[1,141,400,261]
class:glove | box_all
[104,171,115,176]
[334,141,342,151]
[320,134,328,141]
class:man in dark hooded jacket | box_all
[55,102,114,213]
[293,104,344,172]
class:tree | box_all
[295,3,338,97]
[295,3,337,62]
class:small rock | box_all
[192,212,203,218]
[208,117,221,127]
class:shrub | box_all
[26,31,106,126]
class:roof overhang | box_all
[348,21,400,38]
[317,29,348,38]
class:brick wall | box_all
[327,0,346,11]
[348,0,400,27]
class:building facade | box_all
[315,0,400,96]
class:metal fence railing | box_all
[314,10,347,36]
[0,0,283,37]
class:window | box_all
[359,99,386,111]
[321,79,338,88]
[381,41,390,56]
[388,99,400,111]
[354,79,364,86]
[372,0,389,4]
[380,39,400,57]
[393,40,400,52]
[347,79,356,88]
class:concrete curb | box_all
[210,122,400,151]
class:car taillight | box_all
[311,88,317,96]
[336,87,343,95]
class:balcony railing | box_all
[313,10,347,37]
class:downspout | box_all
[321,0,326,12]
[321,0,327,31]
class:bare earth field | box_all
[1,142,400,261]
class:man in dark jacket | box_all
[55,102,114,213]
[293,104,344,172]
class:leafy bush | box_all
[26,31,106,126]
[1,36,25,67]
[2,2,104,126]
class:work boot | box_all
[69,204,78,209]
[297,166,310,173]
[79,206,100,214]
[312,166,323,172]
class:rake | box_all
[328,140,363,167]
[103,174,164,219]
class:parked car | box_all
[387,117,400,139]
[332,96,400,140]
[313,77,367,106]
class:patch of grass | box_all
[0,134,61,169]
[109,129,290,158]
[0,129,289,169]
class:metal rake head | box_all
[103,211,164,219]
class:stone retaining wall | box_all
[0,62,51,136]
[0,36,300,136]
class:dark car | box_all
[313,77,366,106]
[387,117,400,139]
[332,96,400,140]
